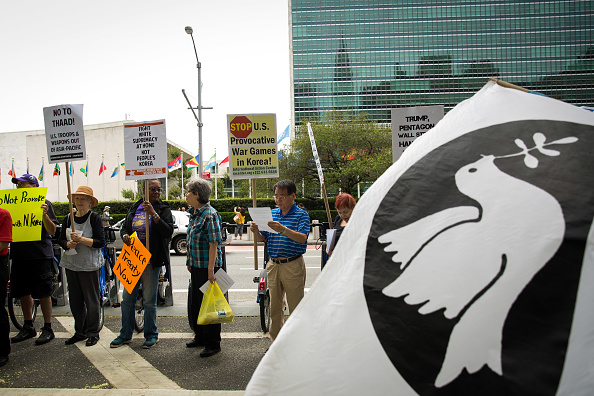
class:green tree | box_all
[121,188,135,200]
[285,111,392,196]
[215,177,227,199]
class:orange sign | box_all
[113,232,152,294]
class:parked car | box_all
[109,210,190,255]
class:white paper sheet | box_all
[326,229,337,254]
[248,207,278,233]
[199,268,235,294]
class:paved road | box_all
[1,242,325,395]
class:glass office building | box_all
[290,0,593,124]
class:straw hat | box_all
[68,186,98,208]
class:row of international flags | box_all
[3,153,227,183]
[2,160,125,183]
[167,154,229,172]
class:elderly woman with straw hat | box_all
[57,186,105,347]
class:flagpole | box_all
[166,165,169,200]
[181,155,184,199]
[117,153,120,201]
[57,164,60,199]
[102,154,105,201]
[11,158,14,189]
[213,148,217,199]
[86,155,89,186]
[66,161,75,231]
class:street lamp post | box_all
[183,26,212,178]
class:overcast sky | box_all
[0,0,291,161]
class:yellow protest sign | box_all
[0,187,48,242]
[227,113,279,179]
[113,232,152,294]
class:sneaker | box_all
[143,337,158,349]
[11,325,36,343]
[35,328,55,345]
[110,336,132,348]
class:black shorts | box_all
[9,258,54,299]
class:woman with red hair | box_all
[329,193,357,255]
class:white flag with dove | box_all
[246,80,594,396]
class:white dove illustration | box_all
[379,154,565,387]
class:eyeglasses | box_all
[149,187,162,193]
[273,195,287,201]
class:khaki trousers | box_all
[267,256,306,341]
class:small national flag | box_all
[99,161,107,176]
[69,163,74,177]
[185,155,200,170]
[168,155,182,171]
[111,166,119,178]
[218,156,229,166]
[38,164,44,181]
[278,124,290,144]
[80,162,88,177]
[53,163,60,176]
[121,162,125,169]
[8,163,14,176]
[203,153,216,171]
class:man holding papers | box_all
[249,180,310,341]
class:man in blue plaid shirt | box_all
[250,180,310,341]
[185,178,223,358]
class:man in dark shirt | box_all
[9,174,58,345]
[110,179,174,349]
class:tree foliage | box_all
[282,111,392,196]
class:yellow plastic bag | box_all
[197,281,234,325]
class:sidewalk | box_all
[2,316,266,395]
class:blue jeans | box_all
[119,265,161,340]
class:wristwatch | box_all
[152,213,159,220]
[280,227,287,235]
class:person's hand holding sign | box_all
[70,231,88,248]
[66,237,78,249]
[142,200,156,216]
[122,234,131,246]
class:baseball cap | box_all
[12,173,39,187]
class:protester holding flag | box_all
[249,180,310,341]
[185,178,224,357]
[58,186,105,347]
[110,179,173,349]
[0,208,12,367]
[9,174,58,346]
[329,193,357,256]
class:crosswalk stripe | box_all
[56,316,181,390]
